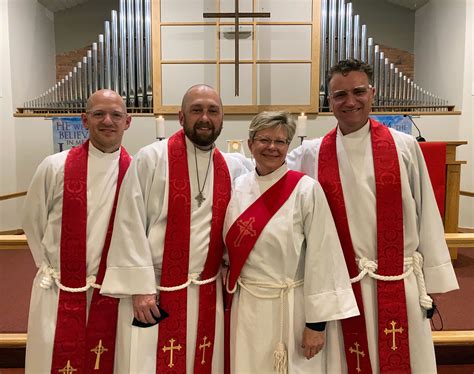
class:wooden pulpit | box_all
[441,141,467,259]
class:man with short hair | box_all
[23,89,132,373]
[287,59,458,373]
[101,84,252,373]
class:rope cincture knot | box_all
[39,263,101,292]
[350,252,433,311]
[233,277,303,373]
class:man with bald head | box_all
[101,84,252,373]
[22,89,132,373]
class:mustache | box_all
[195,121,214,129]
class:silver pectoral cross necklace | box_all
[193,145,213,207]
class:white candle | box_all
[296,113,307,137]
[155,115,165,138]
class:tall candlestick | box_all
[296,113,307,138]
[155,115,165,139]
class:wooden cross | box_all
[203,0,270,96]
[90,339,108,370]
[384,320,404,351]
[348,342,365,373]
[58,360,77,374]
[162,338,182,368]
[234,217,257,247]
[199,336,212,364]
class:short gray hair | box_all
[248,112,296,142]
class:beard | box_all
[183,116,223,148]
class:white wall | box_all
[8,0,56,109]
[0,0,18,230]
[458,0,474,228]
[54,0,118,54]
[353,0,415,52]
[414,0,466,109]
[414,0,473,227]
[1,0,56,231]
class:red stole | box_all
[223,169,304,374]
[318,120,411,373]
[51,140,131,373]
[418,142,447,218]
[225,170,304,291]
[156,130,231,374]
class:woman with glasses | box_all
[223,112,358,373]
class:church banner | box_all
[52,117,88,153]
[370,115,413,135]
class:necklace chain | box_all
[193,145,213,207]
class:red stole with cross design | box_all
[223,170,304,374]
[51,140,131,374]
[318,119,411,374]
[155,130,230,374]
[225,170,305,292]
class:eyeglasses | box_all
[253,136,290,148]
[87,110,128,122]
[329,85,372,102]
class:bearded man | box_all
[101,84,252,373]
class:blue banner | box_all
[52,117,89,153]
[370,115,413,135]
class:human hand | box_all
[301,327,325,360]
[132,294,160,324]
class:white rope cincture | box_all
[350,252,433,310]
[233,277,303,374]
[156,272,219,292]
[39,263,101,292]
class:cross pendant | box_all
[195,192,205,207]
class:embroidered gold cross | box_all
[58,360,77,374]
[199,336,212,364]
[162,338,182,368]
[384,320,404,351]
[348,342,365,373]
[90,339,108,370]
[234,217,257,247]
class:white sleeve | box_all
[223,152,255,178]
[22,157,56,268]
[286,139,320,178]
[303,180,359,323]
[101,146,162,297]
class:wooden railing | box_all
[2,331,473,349]
[0,191,27,201]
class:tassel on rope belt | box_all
[227,277,304,374]
[350,251,433,311]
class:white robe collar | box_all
[255,163,288,182]
[88,141,121,160]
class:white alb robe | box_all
[223,164,359,374]
[287,123,459,373]
[101,136,253,374]
[22,142,129,374]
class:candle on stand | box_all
[296,113,307,138]
[155,115,165,139]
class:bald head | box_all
[181,84,222,112]
[85,89,127,113]
[178,84,224,149]
[82,89,131,153]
